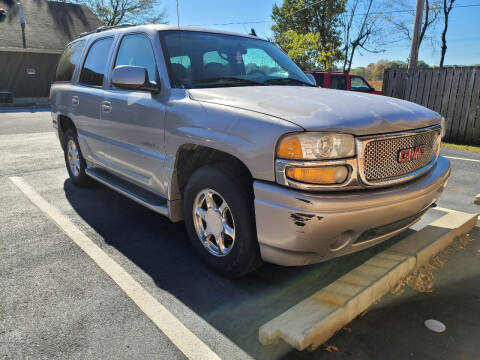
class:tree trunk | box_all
[440,12,448,67]
[419,0,429,50]
[440,0,454,68]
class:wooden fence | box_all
[382,67,480,145]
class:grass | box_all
[369,80,383,91]
[442,142,480,153]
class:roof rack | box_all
[77,23,135,39]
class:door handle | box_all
[102,101,112,113]
[72,96,79,106]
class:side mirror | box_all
[112,65,160,93]
[305,73,317,86]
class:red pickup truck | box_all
[305,71,382,95]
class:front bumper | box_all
[254,156,451,266]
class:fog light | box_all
[285,166,349,185]
[329,230,355,251]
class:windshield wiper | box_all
[263,78,315,87]
[191,77,263,87]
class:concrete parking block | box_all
[259,210,478,351]
[475,194,480,205]
[389,211,478,266]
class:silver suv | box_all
[50,24,450,277]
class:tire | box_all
[183,164,262,277]
[63,128,93,187]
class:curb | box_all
[259,211,478,351]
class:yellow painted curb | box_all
[259,211,478,351]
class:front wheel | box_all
[183,165,262,277]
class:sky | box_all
[162,0,480,68]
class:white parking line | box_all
[445,155,480,163]
[9,176,221,360]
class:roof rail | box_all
[77,23,135,39]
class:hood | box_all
[188,86,441,135]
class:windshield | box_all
[159,30,313,89]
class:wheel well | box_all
[175,145,253,196]
[57,115,76,149]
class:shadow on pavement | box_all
[63,178,414,359]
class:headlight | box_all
[276,133,355,160]
[440,117,446,138]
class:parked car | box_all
[305,71,382,94]
[50,25,450,277]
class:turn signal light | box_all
[277,136,302,159]
[285,166,348,185]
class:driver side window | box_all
[243,48,285,76]
[114,33,158,83]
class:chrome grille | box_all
[359,127,440,184]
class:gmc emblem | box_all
[398,145,426,163]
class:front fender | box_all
[164,90,302,180]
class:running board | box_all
[86,167,169,217]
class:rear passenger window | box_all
[79,37,114,86]
[114,34,158,83]
[330,75,347,90]
[55,40,85,82]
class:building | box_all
[0,0,102,103]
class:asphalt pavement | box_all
[1,109,479,359]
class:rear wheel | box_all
[183,164,262,277]
[63,128,92,187]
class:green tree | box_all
[271,0,346,71]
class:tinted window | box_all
[351,76,372,91]
[170,55,192,86]
[203,50,229,66]
[313,73,324,87]
[161,31,310,89]
[55,40,85,82]
[330,75,347,90]
[243,48,287,77]
[79,37,114,86]
[115,34,158,83]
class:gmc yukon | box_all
[50,24,450,277]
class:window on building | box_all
[114,34,158,83]
[55,40,85,82]
[79,37,114,86]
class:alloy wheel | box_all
[192,188,236,257]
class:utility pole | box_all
[408,0,425,72]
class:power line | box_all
[186,0,326,27]
[185,3,480,28]
[187,20,270,27]
[176,0,180,27]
